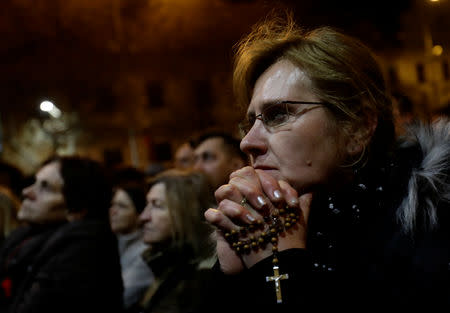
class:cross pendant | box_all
[265,265,289,303]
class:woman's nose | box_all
[22,184,35,200]
[240,121,268,160]
[139,206,152,223]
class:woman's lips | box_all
[253,164,276,170]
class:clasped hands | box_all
[204,166,312,275]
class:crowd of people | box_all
[0,12,449,313]
[0,129,247,313]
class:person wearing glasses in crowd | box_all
[204,15,450,313]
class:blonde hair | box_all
[148,169,216,260]
[233,13,395,162]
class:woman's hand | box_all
[204,166,312,274]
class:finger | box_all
[229,166,259,182]
[228,176,268,211]
[219,198,263,225]
[205,207,240,231]
[254,170,286,204]
[229,167,269,210]
[298,192,313,223]
[214,183,265,223]
[214,183,243,204]
[206,199,260,229]
[278,180,300,208]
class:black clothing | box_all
[133,245,214,313]
[204,122,450,313]
[0,220,124,313]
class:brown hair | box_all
[43,155,112,220]
[233,14,395,163]
[148,169,216,260]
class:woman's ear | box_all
[346,114,378,157]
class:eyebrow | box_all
[247,100,328,116]
[247,100,284,117]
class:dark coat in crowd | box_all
[0,219,124,313]
[132,245,214,313]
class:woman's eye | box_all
[264,106,289,126]
[151,200,166,210]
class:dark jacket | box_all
[133,245,214,313]
[0,219,124,313]
[203,120,450,313]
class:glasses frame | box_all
[239,100,329,135]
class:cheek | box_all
[48,196,66,212]
[159,215,173,237]
[123,209,137,222]
[162,216,172,232]
[271,123,343,188]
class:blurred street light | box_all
[39,100,61,118]
[432,44,443,56]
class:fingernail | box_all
[273,190,282,200]
[289,198,299,206]
[246,214,256,222]
[257,196,267,207]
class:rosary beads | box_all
[223,198,300,264]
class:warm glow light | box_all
[429,0,440,2]
[432,45,443,56]
[40,100,54,112]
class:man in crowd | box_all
[193,131,247,190]
[173,141,195,170]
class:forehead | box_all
[113,188,132,202]
[195,137,225,154]
[175,144,193,158]
[248,59,315,113]
[147,182,166,199]
[37,162,63,186]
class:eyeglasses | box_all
[238,100,328,136]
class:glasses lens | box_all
[263,103,290,128]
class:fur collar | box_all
[397,118,450,234]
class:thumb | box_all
[298,192,313,226]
